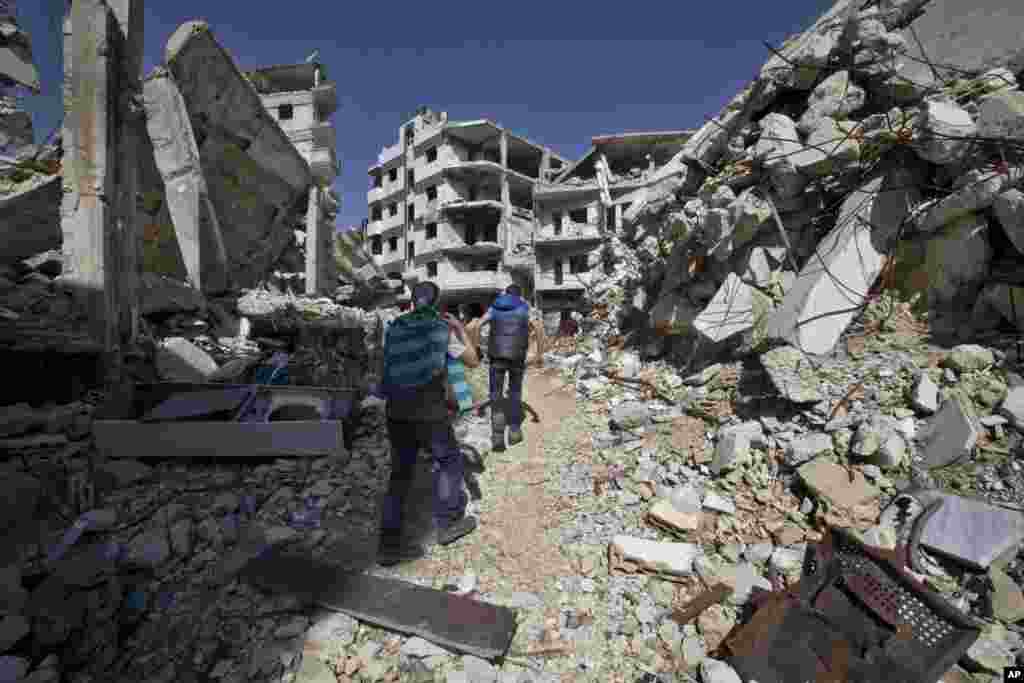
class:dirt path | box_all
[383,367,580,593]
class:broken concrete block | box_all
[912,97,977,164]
[703,492,736,515]
[917,491,1024,571]
[724,189,771,249]
[138,272,207,316]
[759,0,856,90]
[765,163,922,355]
[720,562,773,606]
[753,113,809,198]
[648,499,701,533]
[611,401,649,430]
[963,628,1015,674]
[922,394,978,469]
[156,336,219,382]
[999,386,1024,432]
[798,70,866,135]
[611,536,701,576]
[994,188,1024,255]
[793,118,860,177]
[914,164,1024,233]
[972,283,1024,332]
[851,414,907,469]
[784,432,833,466]
[920,213,992,308]
[797,459,879,510]
[711,430,751,475]
[977,90,1024,141]
[692,273,777,344]
[0,403,39,438]
[912,372,940,414]
[989,566,1024,623]
[760,345,825,404]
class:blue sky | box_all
[20,0,832,232]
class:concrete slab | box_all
[242,550,518,659]
[764,161,923,354]
[915,492,1024,571]
[797,460,879,511]
[894,0,1024,97]
[612,536,701,576]
[921,394,978,469]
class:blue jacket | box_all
[487,294,530,363]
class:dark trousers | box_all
[382,420,467,539]
[489,361,525,431]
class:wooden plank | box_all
[93,419,343,458]
[242,551,518,659]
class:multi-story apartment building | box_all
[248,60,340,294]
[533,130,693,328]
[366,107,568,314]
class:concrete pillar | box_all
[109,0,144,344]
[499,130,508,168]
[61,0,120,367]
[540,150,550,182]
[305,186,323,294]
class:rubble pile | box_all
[580,0,1024,369]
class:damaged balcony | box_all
[444,270,513,295]
[440,199,504,215]
[534,222,604,247]
[441,240,503,257]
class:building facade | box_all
[248,61,340,294]
[533,130,693,330]
[366,107,567,313]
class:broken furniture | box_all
[241,549,518,660]
[93,382,359,459]
[723,526,982,683]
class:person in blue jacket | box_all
[478,284,531,452]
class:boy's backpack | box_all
[382,311,450,422]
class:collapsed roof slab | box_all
[163,21,312,195]
[143,70,228,293]
[149,21,315,292]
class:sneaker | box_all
[508,429,523,446]
[492,432,506,452]
[377,540,427,566]
[437,515,478,546]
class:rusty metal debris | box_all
[722,526,983,683]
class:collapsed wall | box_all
[585,0,1024,365]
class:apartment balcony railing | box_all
[445,271,512,294]
[536,269,595,291]
[440,239,503,257]
[534,223,603,247]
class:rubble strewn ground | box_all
[4,0,1024,682]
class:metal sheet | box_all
[242,551,518,660]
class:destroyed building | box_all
[532,131,694,334]
[246,60,341,295]
[366,107,568,312]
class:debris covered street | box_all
[2,0,1024,682]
